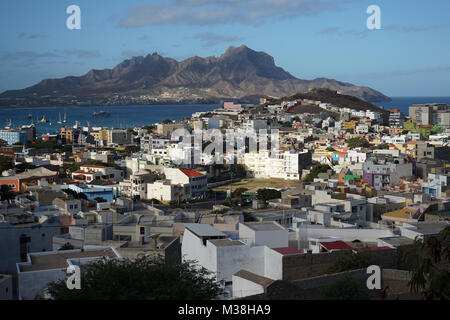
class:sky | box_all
[0,0,449,97]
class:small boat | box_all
[38,116,49,123]
[92,110,109,117]
[63,112,67,123]
[57,113,62,124]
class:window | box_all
[140,227,145,235]
[41,233,45,237]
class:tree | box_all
[243,212,258,222]
[0,185,15,201]
[46,255,225,300]
[15,162,36,173]
[58,243,75,251]
[304,164,331,182]
[405,226,450,300]
[162,119,173,124]
[233,187,248,205]
[324,277,370,300]
[346,137,370,148]
[121,145,140,157]
[257,188,281,202]
[326,252,372,274]
[62,189,87,200]
[0,155,14,173]
[369,143,390,150]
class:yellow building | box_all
[344,120,358,131]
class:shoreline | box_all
[0,103,222,111]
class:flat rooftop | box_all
[378,236,415,247]
[209,239,245,247]
[19,248,117,272]
[243,221,286,231]
[404,221,450,235]
[184,223,226,238]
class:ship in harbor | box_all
[92,110,110,117]
[38,116,49,123]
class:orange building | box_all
[0,167,59,193]
[60,126,73,144]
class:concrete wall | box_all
[232,275,265,299]
[301,227,395,242]
[0,275,13,300]
[17,268,66,300]
[239,223,288,248]
[0,217,61,273]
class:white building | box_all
[238,222,288,248]
[146,180,190,202]
[164,168,207,199]
[71,165,124,183]
[243,150,309,180]
[16,247,121,300]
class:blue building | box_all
[0,129,27,145]
[61,185,114,202]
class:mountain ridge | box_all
[0,45,391,107]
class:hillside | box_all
[0,45,391,107]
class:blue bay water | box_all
[1,97,449,136]
[0,104,220,135]
[374,97,450,115]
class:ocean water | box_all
[0,104,220,135]
[1,97,449,136]
[374,97,450,115]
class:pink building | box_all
[224,102,242,110]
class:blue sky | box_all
[0,0,449,97]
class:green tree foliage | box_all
[46,255,224,300]
[62,188,87,200]
[256,188,281,202]
[162,119,173,124]
[26,139,62,150]
[142,125,156,132]
[0,155,14,172]
[326,253,372,274]
[14,162,37,173]
[243,212,258,222]
[0,185,15,201]
[324,277,370,300]
[63,160,121,173]
[233,187,248,205]
[58,243,75,251]
[304,164,331,182]
[405,226,450,300]
[346,137,370,148]
[369,143,390,150]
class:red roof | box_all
[179,168,204,177]
[320,241,353,251]
[272,247,303,255]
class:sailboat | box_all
[57,113,62,124]
[38,116,49,123]
[5,119,12,129]
[63,112,67,123]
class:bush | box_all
[46,255,225,300]
[304,164,331,182]
[256,188,281,202]
[324,277,370,300]
[326,253,372,274]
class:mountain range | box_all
[0,45,391,107]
